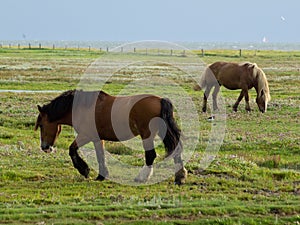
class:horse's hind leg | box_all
[134,137,156,183]
[202,86,212,112]
[94,140,109,181]
[212,85,220,111]
[233,90,245,112]
[173,143,187,185]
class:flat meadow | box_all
[0,47,299,224]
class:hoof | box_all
[134,165,153,183]
[207,116,215,121]
[95,174,106,181]
[78,167,90,178]
[175,167,187,185]
[74,157,90,178]
[83,168,90,178]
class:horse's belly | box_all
[219,77,241,90]
[222,84,240,90]
[99,131,138,142]
[96,120,139,142]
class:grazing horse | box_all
[194,62,271,113]
[35,90,187,185]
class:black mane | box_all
[41,90,108,122]
[41,90,75,122]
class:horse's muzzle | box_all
[41,145,54,153]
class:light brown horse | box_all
[35,90,187,185]
[194,62,271,113]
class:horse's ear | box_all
[37,105,43,113]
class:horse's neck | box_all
[57,111,73,126]
[253,71,261,94]
[254,71,265,95]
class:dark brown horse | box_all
[194,62,271,113]
[35,90,187,184]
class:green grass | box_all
[0,48,299,224]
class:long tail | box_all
[199,67,209,89]
[194,67,209,91]
[159,98,182,158]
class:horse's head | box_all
[255,67,271,113]
[35,105,61,153]
[256,89,268,113]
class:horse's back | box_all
[209,62,254,90]
[131,94,161,116]
[209,61,228,76]
[94,93,162,141]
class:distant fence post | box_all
[201,49,204,57]
[134,47,136,53]
[239,49,242,57]
[29,43,31,49]
[53,44,55,50]
[18,44,20,49]
[170,49,173,56]
[9,44,11,48]
[65,45,67,50]
[106,47,109,52]
[39,43,41,49]
[121,47,123,53]
[89,46,91,51]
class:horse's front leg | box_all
[69,136,90,178]
[94,140,109,181]
[233,90,245,112]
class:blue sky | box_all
[1,0,299,42]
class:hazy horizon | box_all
[1,0,299,43]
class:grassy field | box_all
[0,47,299,224]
